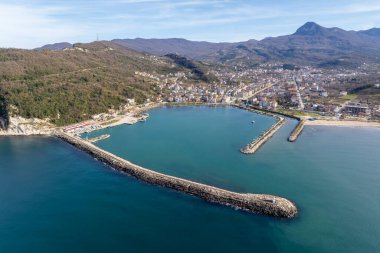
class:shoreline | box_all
[2,103,379,139]
[0,133,52,137]
[304,120,380,128]
[62,102,166,135]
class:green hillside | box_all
[0,42,212,126]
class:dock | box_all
[56,132,298,219]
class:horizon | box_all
[10,21,380,50]
[1,0,380,49]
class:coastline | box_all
[0,130,53,137]
[0,133,52,137]
[304,120,380,128]
[0,116,54,136]
[62,102,166,135]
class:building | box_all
[344,103,369,115]
[319,90,328,97]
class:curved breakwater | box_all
[56,132,298,219]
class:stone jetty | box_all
[240,117,285,154]
[56,132,298,219]
[288,119,306,142]
[232,104,287,155]
[239,107,286,154]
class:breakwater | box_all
[288,119,306,142]
[234,105,286,154]
[56,132,297,218]
[240,117,285,154]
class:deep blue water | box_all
[1,106,379,253]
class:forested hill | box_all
[0,41,213,126]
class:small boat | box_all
[251,120,255,123]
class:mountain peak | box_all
[294,22,325,36]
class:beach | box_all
[304,119,380,128]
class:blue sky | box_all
[1,0,380,48]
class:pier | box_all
[56,132,298,219]
[288,119,306,142]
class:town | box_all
[63,62,380,134]
[138,62,380,119]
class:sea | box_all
[1,106,379,253]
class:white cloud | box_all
[1,0,380,47]
[342,2,380,14]
[0,3,85,48]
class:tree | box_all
[0,89,9,130]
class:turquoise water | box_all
[1,106,380,252]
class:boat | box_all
[87,134,111,143]
[138,113,149,122]
[251,120,255,123]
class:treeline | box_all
[349,84,373,94]
[165,53,218,83]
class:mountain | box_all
[35,22,380,68]
[35,42,73,51]
[112,38,237,60]
[358,28,380,37]
[257,22,380,67]
[293,21,326,36]
[110,22,380,67]
[0,41,213,126]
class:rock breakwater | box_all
[288,119,306,142]
[240,117,285,154]
[236,105,286,154]
[56,132,298,218]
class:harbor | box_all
[3,104,380,253]
[61,103,161,135]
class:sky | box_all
[1,0,380,48]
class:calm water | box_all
[1,106,380,253]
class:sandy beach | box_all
[304,120,380,128]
